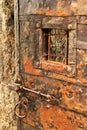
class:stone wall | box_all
[2,0,15,80]
[0,0,18,130]
[0,0,2,34]
[0,0,2,80]
[0,83,18,130]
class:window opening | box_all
[42,29,69,65]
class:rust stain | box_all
[78,77,87,84]
[35,8,56,15]
[42,60,66,72]
[53,73,76,84]
[16,1,87,129]
[22,56,41,76]
[57,10,69,16]
[35,8,69,16]
[22,56,33,73]
[39,105,74,130]
[22,112,35,127]
[22,56,77,84]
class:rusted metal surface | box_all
[14,0,87,130]
[17,120,39,130]
[19,0,87,16]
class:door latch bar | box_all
[8,83,60,118]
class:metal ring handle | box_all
[14,102,27,118]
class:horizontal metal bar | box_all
[23,86,40,94]
[44,34,67,36]
[23,86,51,98]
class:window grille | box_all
[42,29,69,65]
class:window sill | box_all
[41,60,66,73]
[34,60,76,77]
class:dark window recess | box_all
[42,29,69,64]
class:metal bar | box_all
[43,54,65,57]
[48,31,51,60]
[23,87,40,94]
[65,31,69,65]
[44,33,66,36]
[23,87,51,98]
[14,0,20,78]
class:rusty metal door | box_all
[14,0,87,130]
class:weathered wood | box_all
[77,40,87,50]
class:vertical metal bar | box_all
[14,0,21,128]
[14,0,20,79]
[65,30,69,65]
[39,29,43,60]
[48,30,51,60]
[76,22,78,78]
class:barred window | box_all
[42,29,69,65]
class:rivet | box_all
[66,92,73,98]
[76,79,80,83]
[36,22,41,28]
[65,66,72,72]
[68,24,73,30]
[46,104,51,108]
[35,61,40,67]
[78,122,84,128]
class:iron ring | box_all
[14,102,27,118]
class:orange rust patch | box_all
[35,8,70,16]
[35,8,56,15]
[22,56,77,84]
[39,105,73,130]
[22,56,33,73]
[22,56,41,75]
[42,60,66,73]
[57,10,69,16]
[22,56,87,86]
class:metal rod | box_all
[23,86,51,98]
